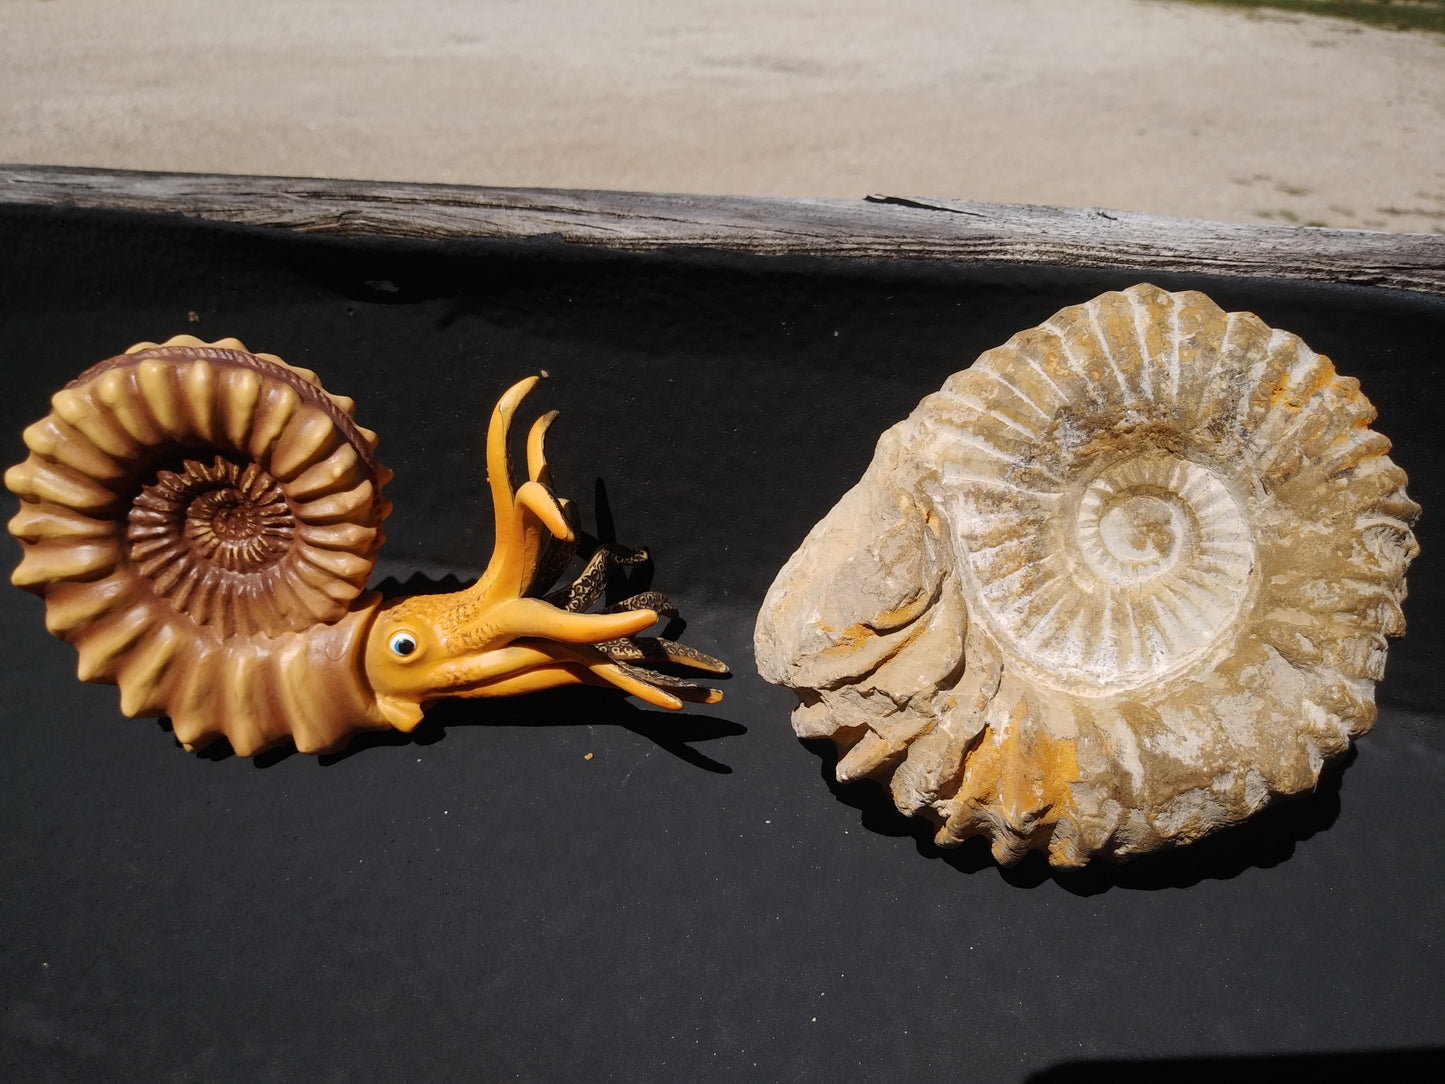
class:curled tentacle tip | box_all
[514,479,575,542]
[650,689,685,711]
[592,607,662,642]
[526,410,562,486]
[495,375,543,417]
[644,679,724,709]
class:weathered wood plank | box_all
[2,164,1442,295]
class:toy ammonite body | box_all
[6,336,724,756]
[754,285,1419,867]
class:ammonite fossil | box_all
[6,335,725,757]
[754,285,1419,867]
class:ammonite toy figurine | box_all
[755,284,1419,867]
[6,335,725,756]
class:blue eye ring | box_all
[389,632,418,657]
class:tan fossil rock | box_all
[754,284,1420,867]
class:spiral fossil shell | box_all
[754,285,1420,866]
[6,336,392,755]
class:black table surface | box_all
[1,205,1441,1082]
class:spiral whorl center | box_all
[1093,492,1186,578]
[1077,466,1199,588]
[957,449,1258,694]
[127,455,299,637]
[184,481,291,572]
[1048,453,1256,689]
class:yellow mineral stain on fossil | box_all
[818,592,934,660]
[957,698,1080,831]
[819,622,880,658]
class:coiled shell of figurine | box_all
[6,336,393,755]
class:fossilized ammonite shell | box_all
[6,335,393,755]
[754,285,1420,867]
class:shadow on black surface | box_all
[1026,1047,1445,1082]
[151,718,301,768]
[413,688,742,773]
[802,737,1351,893]
[162,684,743,772]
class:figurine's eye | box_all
[389,632,418,658]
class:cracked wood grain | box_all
[2,164,1442,295]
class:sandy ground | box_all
[1,0,1442,233]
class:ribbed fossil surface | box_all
[755,284,1419,867]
